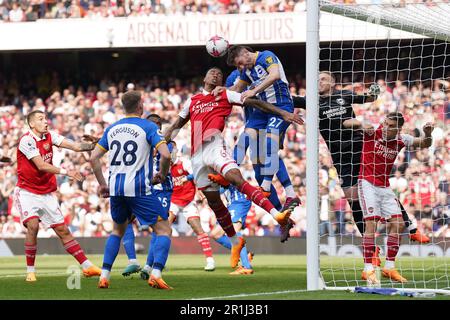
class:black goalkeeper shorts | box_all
[333,150,362,189]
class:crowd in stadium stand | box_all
[0,0,443,22]
[0,0,308,22]
[0,71,449,239]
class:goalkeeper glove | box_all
[368,84,380,96]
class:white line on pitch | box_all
[0,272,67,278]
[191,289,308,300]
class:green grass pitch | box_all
[0,254,449,300]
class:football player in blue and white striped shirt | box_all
[90,91,173,290]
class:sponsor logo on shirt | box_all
[374,141,398,160]
[192,100,218,114]
[323,106,347,118]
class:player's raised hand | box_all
[99,185,110,198]
[152,172,166,185]
[212,86,226,99]
[423,122,434,136]
[241,89,257,102]
[368,84,381,96]
[281,111,304,125]
[68,169,84,182]
[363,123,375,135]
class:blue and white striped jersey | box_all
[97,116,165,197]
[226,69,253,121]
[152,143,174,192]
[221,185,251,205]
[239,50,292,106]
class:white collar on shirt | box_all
[202,89,211,95]
[29,130,46,141]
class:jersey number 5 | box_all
[111,140,138,166]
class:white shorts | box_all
[191,135,239,192]
[170,201,199,221]
[13,187,65,229]
[358,179,402,221]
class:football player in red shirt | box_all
[165,67,303,268]
[344,112,433,285]
[14,110,102,282]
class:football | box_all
[206,35,229,57]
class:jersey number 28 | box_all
[110,140,138,166]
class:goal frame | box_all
[305,0,450,295]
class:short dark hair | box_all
[146,113,162,127]
[26,110,44,127]
[386,112,405,127]
[207,66,222,74]
[121,90,141,114]
[226,45,254,66]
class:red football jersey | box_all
[171,160,196,207]
[179,89,243,154]
[359,125,413,187]
[16,131,64,194]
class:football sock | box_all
[215,235,232,250]
[63,239,88,265]
[237,181,276,216]
[197,233,213,258]
[152,235,171,275]
[386,234,400,263]
[25,243,36,272]
[253,163,282,210]
[277,158,296,198]
[123,223,136,261]
[146,232,157,267]
[102,234,121,272]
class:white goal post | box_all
[306,0,450,295]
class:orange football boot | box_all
[382,268,407,283]
[148,275,173,290]
[83,265,102,277]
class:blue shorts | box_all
[266,103,293,146]
[153,190,173,216]
[110,195,168,226]
[228,201,252,229]
[245,108,267,130]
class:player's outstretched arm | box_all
[89,146,109,198]
[59,137,97,152]
[342,119,374,134]
[30,156,83,181]
[244,98,304,125]
[350,84,380,104]
[411,122,434,148]
[164,115,189,142]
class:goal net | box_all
[312,0,450,294]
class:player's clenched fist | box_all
[99,185,110,198]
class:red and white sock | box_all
[25,243,37,273]
[197,233,213,258]
[63,239,92,269]
[386,234,400,268]
[362,235,375,272]
[210,201,236,238]
[237,182,277,216]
